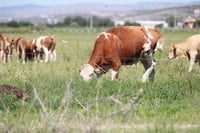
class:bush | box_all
[124,21,141,26]
[7,21,20,28]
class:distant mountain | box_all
[0,2,187,18]
[0,2,199,24]
[125,5,200,21]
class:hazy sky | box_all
[0,0,192,7]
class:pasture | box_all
[0,27,200,133]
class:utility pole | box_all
[174,10,177,28]
[90,13,93,29]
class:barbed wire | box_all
[10,53,170,61]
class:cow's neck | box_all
[88,56,101,69]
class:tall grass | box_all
[0,27,200,132]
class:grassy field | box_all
[0,27,200,133]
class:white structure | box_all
[136,20,168,28]
[114,20,125,26]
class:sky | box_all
[0,0,192,7]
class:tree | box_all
[19,21,33,27]
[63,16,87,27]
[166,16,175,27]
[124,21,141,26]
[7,21,20,27]
[92,16,114,27]
[73,16,87,27]
[63,17,72,26]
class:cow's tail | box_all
[14,37,22,50]
[49,36,56,53]
[14,37,22,59]
[153,28,163,52]
[154,37,163,52]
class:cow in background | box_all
[0,34,14,63]
[168,34,200,72]
[80,26,163,82]
[12,37,36,63]
[33,35,56,63]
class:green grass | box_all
[0,27,200,132]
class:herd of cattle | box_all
[80,26,200,82]
[0,26,200,82]
[0,34,56,64]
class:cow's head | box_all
[168,44,187,60]
[80,64,95,81]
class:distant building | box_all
[183,16,196,29]
[135,20,168,28]
[194,9,200,17]
[114,20,125,26]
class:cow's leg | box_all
[43,47,49,63]
[188,51,197,72]
[142,60,156,82]
[3,52,6,64]
[22,50,26,64]
[111,59,121,80]
[111,70,119,80]
[7,53,11,63]
[140,50,156,82]
[0,50,4,63]
[8,47,12,62]
[16,46,21,62]
[50,50,56,62]
[34,52,39,63]
[39,52,44,63]
[52,50,56,62]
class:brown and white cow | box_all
[13,37,36,63]
[33,35,56,63]
[0,34,14,63]
[80,26,163,82]
[168,34,200,72]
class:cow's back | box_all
[187,34,200,50]
[106,26,146,62]
[148,28,162,47]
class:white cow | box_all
[33,36,56,63]
[168,34,200,72]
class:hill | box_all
[0,3,200,24]
[127,5,200,21]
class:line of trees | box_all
[0,16,141,28]
[0,21,33,28]
[52,16,114,27]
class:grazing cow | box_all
[80,26,163,82]
[33,35,56,63]
[168,34,200,72]
[0,34,14,63]
[13,37,36,63]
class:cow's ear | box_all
[172,44,176,56]
[170,43,175,49]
